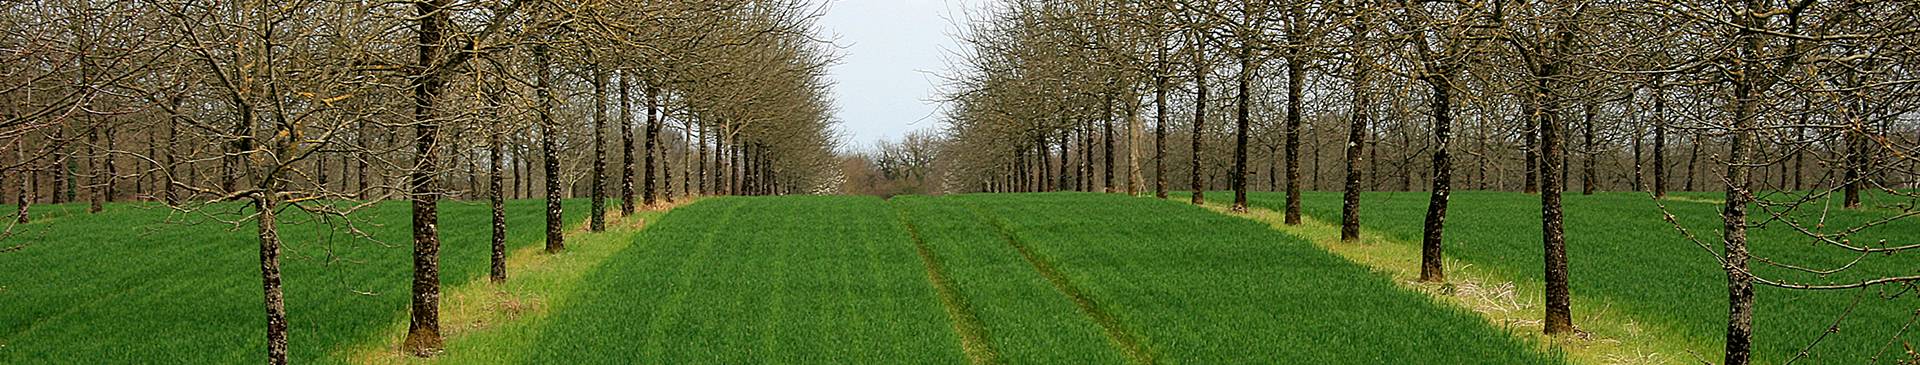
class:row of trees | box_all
[932,1,1920,364]
[0,0,839,362]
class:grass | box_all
[0,198,587,364]
[1187,195,1683,364]
[927,193,1561,364]
[347,203,674,363]
[522,196,968,363]
[20,190,1895,363]
[1214,189,1918,363]
[892,195,1128,364]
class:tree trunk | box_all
[15,149,30,224]
[1843,102,1863,208]
[1058,130,1070,192]
[535,43,563,254]
[51,128,66,204]
[1081,121,1093,192]
[1340,12,1369,242]
[1537,55,1573,337]
[697,119,709,196]
[104,123,116,203]
[1190,54,1208,205]
[687,116,695,196]
[1037,134,1053,192]
[662,127,675,203]
[254,194,289,365]
[1268,145,1278,192]
[618,70,636,215]
[1231,47,1254,212]
[487,79,508,284]
[1582,101,1597,195]
[1126,96,1141,196]
[644,84,661,205]
[1154,77,1169,199]
[88,126,102,213]
[1104,95,1116,194]
[402,1,451,354]
[164,112,179,204]
[357,121,371,200]
[588,68,608,232]
[1720,20,1762,362]
[1283,50,1304,225]
[1420,73,1454,283]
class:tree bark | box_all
[589,68,608,232]
[1340,11,1369,242]
[1103,95,1116,194]
[535,43,563,254]
[1081,120,1093,192]
[1283,46,1304,225]
[402,0,451,354]
[487,78,508,284]
[51,128,66,204]
[1843,101,1863,208]
[1720,28,1761,365]
[1420,72,1454,283]
[1537,49,1573,337]
[1154,77,1169,199]
[254,194,289,365]
[1190,51,1208,205]
[1126,96,1141,196]
[1231,46,1254,212]
[697,117,709,195]
[687,116,695,196]
[357,121,371,200]
[88,126,102,213]
[1582,101,1597,195]
[1057,129,1070,191]
[164,110,178,204]
[15,149,29,224]
[619,70,636,215]
[644,83,661,205]
[663,126,675,202]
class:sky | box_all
[815,0,988,151]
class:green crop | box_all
[0,199,588,363]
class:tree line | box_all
[926,1,1920,364]
[0,0,839,362]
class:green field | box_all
[6,191,1907,363]
[1,200,588,364]
[1206,190,1918,363]
[903,194,1557,363]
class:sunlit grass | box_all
[1218,190,1917,363]
[347,204,674,364]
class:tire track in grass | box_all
[959,202,1158,365]
[641,199,745,359]
[890,200,1000,365]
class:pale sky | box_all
[816,0,988,151]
